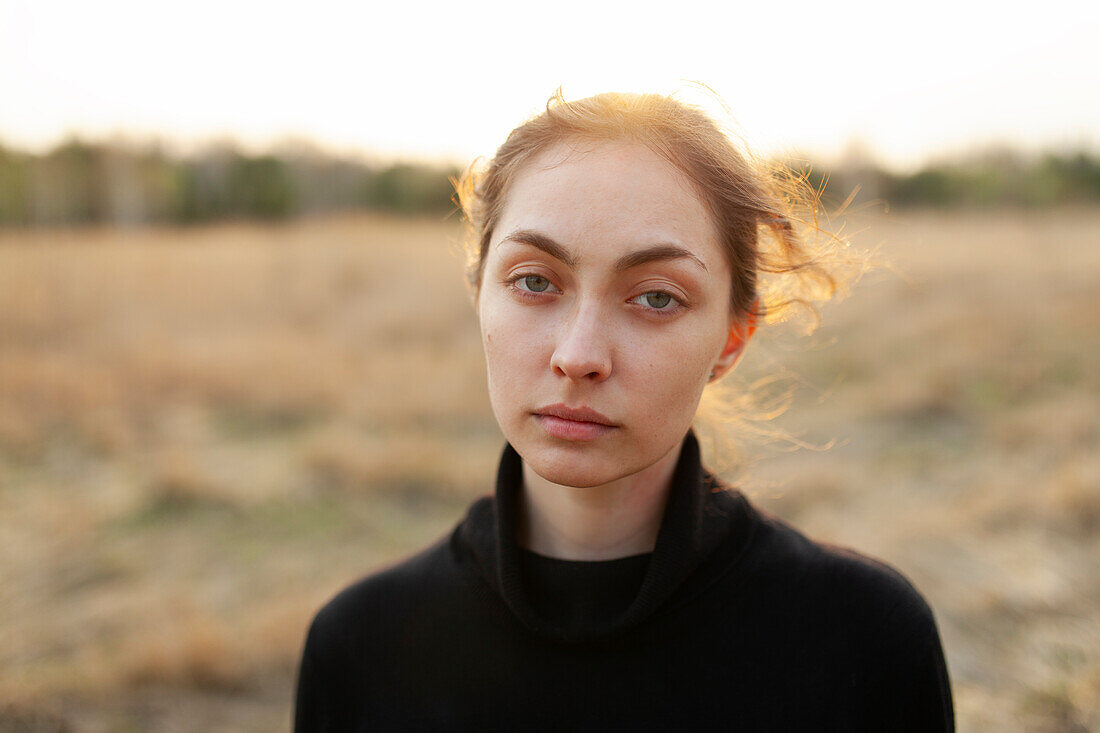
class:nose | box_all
[550,302,613,383]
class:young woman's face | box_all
[477,139,747,488]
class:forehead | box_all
[494,139,724,269]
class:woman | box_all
[294,91,954,731]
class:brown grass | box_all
[0,210,1097,731]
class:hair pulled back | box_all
[455,89,851,327]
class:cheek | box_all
[630,327,715,383]
[479,299,547,394]
[624,326,718,422]
[479,321,516,426]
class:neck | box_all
[517,441,683,561]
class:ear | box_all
[710,302,759,382]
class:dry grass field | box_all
[0,210,1097,731]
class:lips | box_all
[533,403,617,441]
[536,404,615,425]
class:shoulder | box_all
[303,529,462,656]
[740,501,940,645]
[732,503,955,729]
[294,529,460,730]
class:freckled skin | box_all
[477,140,749,490]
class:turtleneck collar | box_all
[458,430,756,644]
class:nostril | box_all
[550,310,613,381]
[550,352,612,382]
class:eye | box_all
[514,274,555,293]
[629,290,681,312]
[641,292,671,309]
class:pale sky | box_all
[2,0,1098,170]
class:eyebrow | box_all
[500,229,709,274]
[501,229,578,268]
[615,244,709,274]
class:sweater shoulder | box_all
[742,501,939,639]
[305,528,463,651]
[731,503,953,729]
[294,525,476,730]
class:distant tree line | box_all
[0,138,1097,227]
[0,139,461,226]
[804,148,1100,211]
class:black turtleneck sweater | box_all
[294,432,954,731]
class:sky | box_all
[2,0,1098,171]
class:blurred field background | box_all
[1,200,1097,731]
[3,1,1099,729]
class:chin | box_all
[512,436,642,489]
[526,458,617,488]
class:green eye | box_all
[644,292,672,309]
[523,275,551,292]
